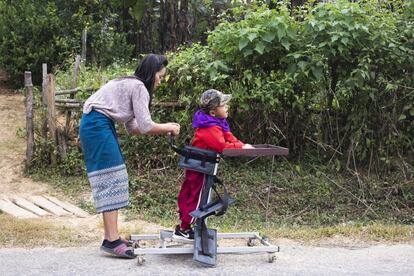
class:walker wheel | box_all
[247,238,256,247]
[132,241,141,249]
[126,236,132,246]
[137,256,145,266]
[268,254,276,263]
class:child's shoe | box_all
[172,225,194,243]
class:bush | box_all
[0,1,75,85]
[33,0,413,176]
[163,0,414,172]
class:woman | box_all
[79,54,180,258]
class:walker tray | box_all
[222,144,288,157]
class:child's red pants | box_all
[177,170,205,230]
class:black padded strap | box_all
[211,177,229,216]
[171,145,220,164]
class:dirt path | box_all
[0,90,49,196]
[0,84,104,239]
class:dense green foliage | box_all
[0,0,133,85]
[27,0,414,227]
[165,0,414,172]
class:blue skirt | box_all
[79,110,129,213]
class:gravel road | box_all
[1,242,413,275]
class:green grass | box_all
[265,223,414,243]
[0,213,93,248]
[28,159,414,243]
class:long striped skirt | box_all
[79,110,129,213]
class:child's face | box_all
[210,104,229,119]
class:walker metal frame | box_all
[131,139,288,266]
[131,230,278,265]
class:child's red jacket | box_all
[191,125,244,153]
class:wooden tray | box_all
[222,144,289,157]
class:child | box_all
[172,89,253,242]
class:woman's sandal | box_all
[103,237,130,246]
[101,238,135,259]
[120,237,130,246]
[100,242,136,259]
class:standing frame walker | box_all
[131,137,289,266]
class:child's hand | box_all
[242,144,254,149]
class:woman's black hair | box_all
[134,54,168,107]
[116,54,167,108]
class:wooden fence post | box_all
[81,28,87,64]
[41,64,48,138]
[42,64,47,106]
[65,55,81,133]
[47,74,57,165]
[24,71,34,168]
[73,55,81,88]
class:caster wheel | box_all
[126,236,132,246]
[137,256,145,266]
[268,254,276,263]
[132,241,141,249]
[247,238,256,247]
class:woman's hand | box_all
[146,122,180,136]
[167,122,180,136]
[242,144,254,149]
